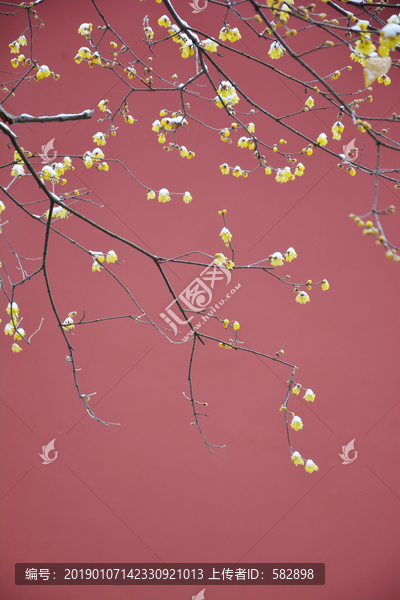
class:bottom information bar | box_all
[16,563,324,585]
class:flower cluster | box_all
[291,453,319,473]
[349,212,400,261]
[82,149,108,171]
[269,248,297,267]
[219,25,241,43]
[90,250,118,272]
[214,81,240,109]
[4,302,24,353]
[214,254,234,270]
[378,22,400,57]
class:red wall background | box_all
[1,1,400,599]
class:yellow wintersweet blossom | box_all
[158,188,171,203]
[92,261,101,272]
[226,260,235,270]
[317,133,327,146]
[125,67,136,79]
[17,35,27,46]
[233,321,240,331]
[232,166,243,178]
[292,384,301,395]
[305,96,314,109]
[106,250,118,263]
[62,312,76,331]
[158,15,171,28]
[14,327,25,340]
[35,65,51,81]
[152,120,161,132]
[98,99,109,112]
[183,191,192,204]
[9,41,20,53]
[89,52,102,67]
[93,132,107,145]
[200,38,218,52]
[354,36,376,58]
[144,26,154,40]
[90,251,105,263]
[285,247,297,262]
[0,200,5,214]
[78,47,92,59]
[378,23,400,57]
[291,452,304,466]
[12,343,22,353]
[124,115,134,124]
[83,153,93,168]
[91,148,105,161]
[4,322,14,335]
[220,163,229,175]
[279,4,291,23]
[265,167,272,175]
[98,162,109,171]
[296,291,310,304]
[7,302,19,316]
[181,41,194,58]
[305,459,319,473]
[78,23,92,37]
[270,252,284,266]
[294,163,305,177]
[223,319,230,328]
[220,227,232,244]
[331,121,344,140]
[304,389,315,402]
[11,164,25,177]
[247,122,255,133]
[269,41,284,59]
[321,279,330,291]
[147,190,156,200]
[291,416,303,431]
[63,157,73,170]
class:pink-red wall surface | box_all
[1,1,400,599]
